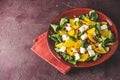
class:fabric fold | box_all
[31,32,71,74]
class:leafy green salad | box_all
[49,10,115,65]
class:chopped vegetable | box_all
[55,43,64,48]
[66,48,75,56]
[81,40,88,48]
[55,48,60,52]
[60,17,69,27]
[95,47,107,54]
[88,34,96,43]
[96,22,101,31]
[101,21,107,25]
[79,54,89,62]
[104,39,115,46]
[63,54,77,64]
[74,40,82,49]
[87,28,96,43]
[49,34,62,45]
[70,19,79,29]
[80,14,86,20]
[104,47,110,52]
[87,28,95,34]
[78,32,83,37]
[59,30,66,35]
[69,36,77,42]
[101,30,112,38]
[89,10,98,21]
[64,38,75,47]
[50,24,59,32]
[92,54,101,61]
[68,30,75,36]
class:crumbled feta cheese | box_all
[87,45,92,50]
[80,33,88,40]
[71,48,77,52]
[80,47,86,54]
[65,26,72,31]
[87,45,95,57]
[88,49,95,57]
[74,18,79,22]
[74,53,80,60]
[101,25,108,30]
[58,46,66,52]
[62,35,69,41]
[65,23,72,31]
[79,24,89,33]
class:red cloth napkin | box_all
[31,32,71,74]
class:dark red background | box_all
[0,0,120,80]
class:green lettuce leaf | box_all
[50,24,59,32]
[89,10,98,21]
[60,17,69,27]
[49,34,62,45]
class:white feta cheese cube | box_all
[74,53,80,60]
[79,24,89,33]
[71,48,77,52]
[62,35,69,41]
[65,23,72,31]
[65,25,72,31]
[87,45,92,50]
[101,25,108,30]
[80,47,86,54]
[88,49,95,57]
[80,33,88,40]
[58,46,66,52]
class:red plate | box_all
[47,8,119,68]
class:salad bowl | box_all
[47,8,118,68]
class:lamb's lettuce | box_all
[60,17,69,27]
[89,10,98,21]
[50,24,59,32]
[49,34,62,45]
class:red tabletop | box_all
[0,0,120,80]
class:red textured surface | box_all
[0,0,120,80]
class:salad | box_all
[49,10,115,65]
